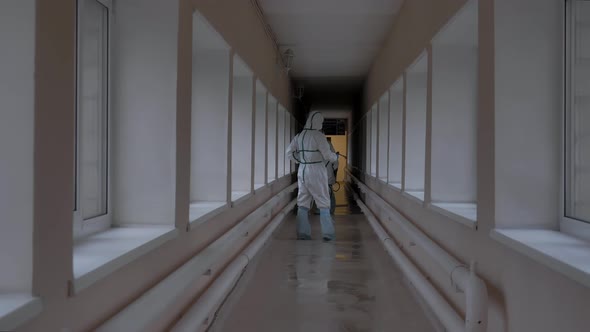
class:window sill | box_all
[403,191,425,203]
[378,176,388,183]
[0,294,42,331]
[490,228,590,289]
[189,201,227,226]
[388,182,402,191]
[72,226,178,294]
[231,191,251,204]
[254,183,265,191]
[428,202,477,229]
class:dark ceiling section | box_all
[290,77,365,170]
[291,77,364,127]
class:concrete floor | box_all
[209,185,435,332]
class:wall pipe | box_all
[353,191,464,331]
[97,183,297,332]
[348,172,487,332]
[171,200,297,332]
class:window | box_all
[429,0,478,223]
[490,0,590,287]
[254,81,267,189]
[388,78,404,189]
[231,56,254,202]
[190,12,231,222]
[71,0,179,293]
[565,0,590,224]
[74,0,111,236]
[285,113,292,174]
[277,106,286,178]
[0,1,41,327]
[371,105,378,177]
[267,96,278,183]
[378,93,389,182]
[404,52,428,202]
[365,111,371,175]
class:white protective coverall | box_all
[287,111,338,240]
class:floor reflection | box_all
[208,183,434,332]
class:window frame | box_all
[74,0,113,238]
[561,0,590,241]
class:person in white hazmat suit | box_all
[286,111,338,241]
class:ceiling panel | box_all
[258,0,404,79]
[260,0,401,15]
[266,15,393,45]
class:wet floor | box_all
[208,184,435,332]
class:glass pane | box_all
[78,0,108,220]
[267,100,277,182]
[566,0,590,222]
[371,107,378,176]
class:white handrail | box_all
[355,193,464,331]
[349,173,487,332]
[171,200,297,332]
[97,184,297,332]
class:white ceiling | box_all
[258,0,404,79]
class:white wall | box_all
[191,50,230,202]
[267,98,277,182]
[405,69,427,192]
[231,76,253,193]
[495,0,562,228]
[11,1,294,330]
[111,0,178,225]
[378,94,389,180]
[363,1,590,331]
[254,87,267,186]
[388,80,404,185]
[431,45,477,203]
[0,0,35,292]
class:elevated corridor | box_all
[208,183,435,332]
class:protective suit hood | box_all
[304,111,324,130]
